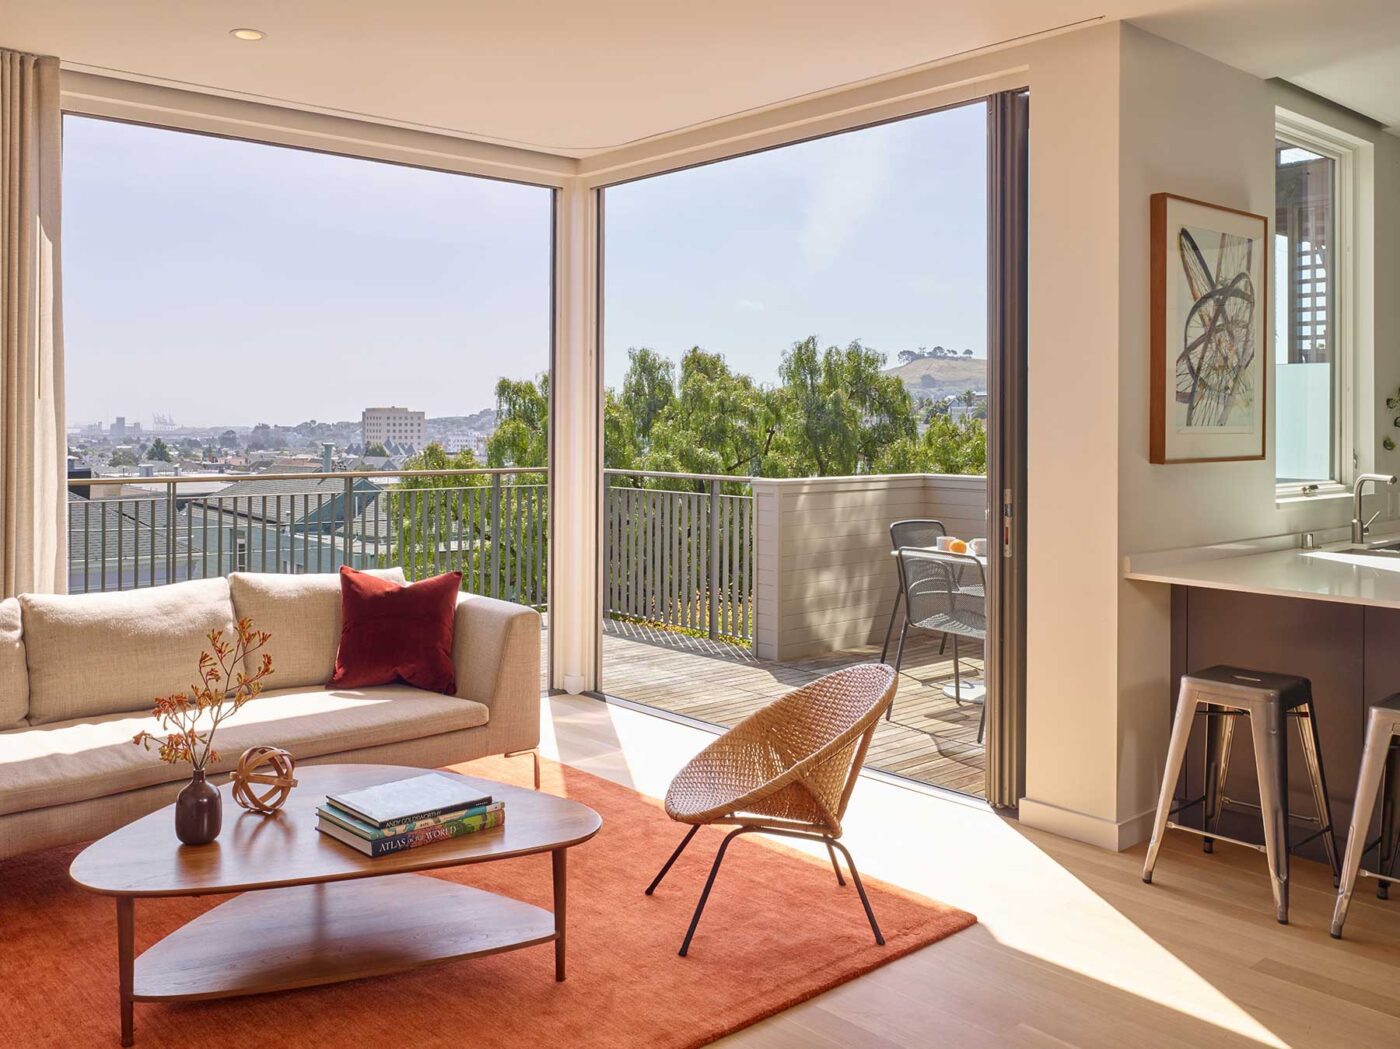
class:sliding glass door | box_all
[596,96,1025,799]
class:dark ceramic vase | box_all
[175,769,222,845]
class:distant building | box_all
[362,406,425,450]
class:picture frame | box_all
[1150,192,1269,464]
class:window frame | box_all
[1274,108,1365,500]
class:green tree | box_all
[385,444,498,591]
[364,442,389,457]
[146,438,173,462]
[876,416,986,475]
[246,423,275,451]
[108,448,137,467]
[769,337,916,475]
[486,374,549,470]
[620,347,675,444]
[640,348,775,481]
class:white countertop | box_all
[1124,542,1400,610]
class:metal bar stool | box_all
[1330,695,1400,938]
[1142,666,1340,924]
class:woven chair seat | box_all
[910,607,986,640]
[663,663,897,836]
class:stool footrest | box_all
[1165,821,1268,854]
[1220,794,1328,827]
[1168,794,1206,817]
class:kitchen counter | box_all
[1127,537,1400,863]
[1124,542,1400,610]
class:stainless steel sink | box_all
[1341,540,1400,556]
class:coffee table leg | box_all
[117,897,134,1047]
[552,847,566,982]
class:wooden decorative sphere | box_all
[230,746,298,814]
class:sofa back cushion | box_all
[229,568,406,690]
[21,578,237,725]
[0,598,27,727]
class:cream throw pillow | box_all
[229,568,406,690]
[20,578,237,725]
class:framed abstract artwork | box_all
[1150,192,1268,464]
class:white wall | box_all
[1022,25,1400,848]
[1111,26,1277,844]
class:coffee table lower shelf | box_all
[130,873,558,1004]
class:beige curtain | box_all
[0,50,65,597]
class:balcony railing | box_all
[604,469,754,642]
[66,466,757,642]
[67,468,549,607]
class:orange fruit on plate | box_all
[948,539,969,554]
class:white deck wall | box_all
[752,473,987,662]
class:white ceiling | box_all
[0,1,1396,155]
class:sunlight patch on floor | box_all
[540,693,1292,1049]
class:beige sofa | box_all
[0,570,541,860]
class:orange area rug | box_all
[0,755,975,1049]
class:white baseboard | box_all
[1018,797,1157,852]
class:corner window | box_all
[1274,112,1358,493]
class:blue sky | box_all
[603,100,987,389]
[64,102,986,428]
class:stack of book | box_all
[316,772,505,857]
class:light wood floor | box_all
[539,692,1400,1049]
[599,620,987,797]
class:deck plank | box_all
[599,621,986,798]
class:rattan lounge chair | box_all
[644,663,898,956]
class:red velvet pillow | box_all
[330,567,461,694]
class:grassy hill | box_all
[883,355,988,402]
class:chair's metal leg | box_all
[646,825,700,896]
[1202,705,1236,854]
[888,621,909,721]
[1331,724,1391,937]
[939,632,948,656]
[1294,702,1341,881]
[1251,701,1291,924]
[879,591,902,665]
[826,840,847,887]
[828,839,884,946]
[977,697,987,746]
[952,633,963,705]
[1143,682,1199,884]
[679,827,748,957]
[1379,742,1400,899]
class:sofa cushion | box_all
[332,568,460,694]
[0,683,489,817]
[20,578,237,726]
[229,568,406,690]
[0,599,26,728]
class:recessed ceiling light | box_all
[229,28,266,41]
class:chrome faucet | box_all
[1352,473,1398,544]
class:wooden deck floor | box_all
[599,620,986,797]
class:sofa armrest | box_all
[452,593,541,752]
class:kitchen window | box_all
[1274,111,1362,495]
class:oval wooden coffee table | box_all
[70,764,602,1046]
